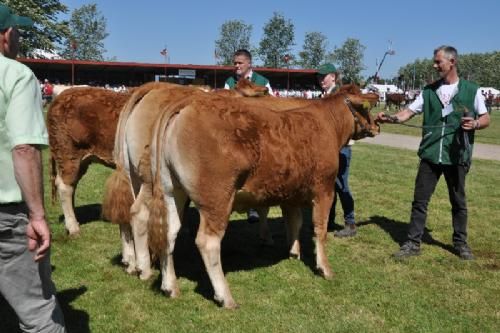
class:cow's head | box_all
[343,91,380,140]
[235,79,269,97]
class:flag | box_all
[160,48,167,56]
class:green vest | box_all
[225,71,269,88]
[418,79,479,165]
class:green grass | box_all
[1,144,499,333]
[375,105,500,145]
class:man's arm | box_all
[376,107,416,124]
[12,144,50,262]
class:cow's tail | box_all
[101,166,134,224]
[104,82,163,225]
[147,98,187,258]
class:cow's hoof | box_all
[139,269,153,281]
[259,237,274,247]
[289,252,300,260]
[214,295,239,309]
[125,265,138,275]
[317,266,334,280]
[66,224,81,237]
[162,286,180,298]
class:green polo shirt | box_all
[0,53,48,203]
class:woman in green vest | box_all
[376,45,490,260]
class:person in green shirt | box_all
[0,4,66,332]
[224,49,273,224]
[376,45,490,260]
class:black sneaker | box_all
[247,209,260,224]
[393,241,421,259]
[454,244,475,260]
[334,226,357,238]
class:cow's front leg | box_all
[281,205,303,259]
[255,207,273,246]
[55,174,80,235]
[312,192,334,279]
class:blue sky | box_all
[62,0,499,79]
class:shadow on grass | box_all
[360,215,455,254]
[58,203,102,225]
[0,286,89,333]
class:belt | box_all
[0,202,26,209]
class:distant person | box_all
[376,45,490,260]
[317,63,357,237]
[42,78,53,105]
[224,49,273,224]
[0,4,66,332]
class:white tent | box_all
[366,84,403,101]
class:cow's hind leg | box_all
[119,223,137,273]
[129,185,153,280]
[281,205,303,259]
[55,174,80,235]
[196,206,237,309]
[159,189,188,298]
[312,192,334,279]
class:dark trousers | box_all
[407,159,468,246]
[331,146,355,225]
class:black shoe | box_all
[334,226,357,238]
[454,244,475,260]
[393,241,421,259]
[247,210,260,224]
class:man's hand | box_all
[26,217,51,262]
[461,116,477,131]
[375,112,397,124]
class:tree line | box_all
[7,0,499,88]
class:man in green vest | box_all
[224,49,273,95]
[225,49,273,224]
[376,45,490,260]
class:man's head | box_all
[233,49,252,79]
[316,63,339,92]
[0,4,33,59]
[433,45,458,81]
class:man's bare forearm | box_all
[12,144,45,220]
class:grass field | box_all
[1,141,499,332]
[374,105,500,145]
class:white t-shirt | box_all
[408,80,488,116]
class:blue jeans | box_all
[331,146,355,225]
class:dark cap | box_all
[0,4,33,30]
[317,63,337,75]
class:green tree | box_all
[60,3,109,61]
[327,38,366,84]
[3,0,69,57]
[214,20,252,65]
[258,12,295,68]
[297,31,327,69]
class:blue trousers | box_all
[331,146,355,225]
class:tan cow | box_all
[104,80,269,278]
[142,86,379,308]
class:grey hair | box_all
[434,45,458,61]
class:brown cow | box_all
[48,87,133,235]
[385,93,406,110]
[48,81,267,237]
[142,86,379,308]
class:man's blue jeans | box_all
[331,146,355,225]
